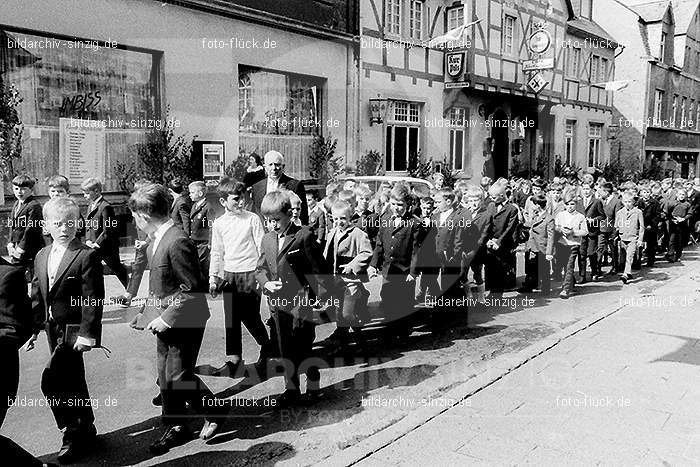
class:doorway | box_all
[491,109,510,179]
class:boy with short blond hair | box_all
[614,191,644,283]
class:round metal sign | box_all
[527,29,551,54]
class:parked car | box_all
[336,175,434,193]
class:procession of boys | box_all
[1,149,699,465]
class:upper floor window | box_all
[672,94,678,127]
[660,32,667,61]
[568,47,581,77]
[587,123,603,167]
[590,56,600,83]
[409,0,424,40]
[600,58,609,83]
[581,0,593,19]
[653,90,664,125]
[681,97,688,128]
[447,6,464,31]
[385,0,401,36]
[503,15,516,55]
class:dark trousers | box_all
[579,235,599,277]
[380,274,416,331]
[101,250,129,288]
[222,271,270,358]
[41,320,94,430]
[555,244,579,293]
[416,266,440,302]
[643,228,658,265]
[1,340,43,467]
[195,242,210,282]
[485,246,515,293]
[157,326,220,426]
[10,257,35,283]
[597,231,618,272]
[668,222,688,261]
[270,308,319,392]
[439,265,464,307]
[524,250,550,291]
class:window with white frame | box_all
[690,100,696,129]
[385,0,401,36]
[386,101,421,172]
[565,120,576,165]
[590,55,600,83]
[587,123,603,167]
[600,58,608,83]
[569,47,581,77]
[409,0,424,40]
[681,97,687,128]
[660,32,667,61]
[449,108,467,171]
[653,90,664,125]
[447,6,464,31]
[503,15,516,55]
[672,94,678,127]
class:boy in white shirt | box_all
[209,178,272,377]
[554,193,589,299]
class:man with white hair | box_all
[251,150,308,225]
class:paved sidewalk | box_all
[354,255,700,466]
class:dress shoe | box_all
[212,359,244,377]
[559,290,571,299]
[111,294,132,307]
[149,425,192,455]
[578,275,587,284]
[199,420,222,440]
[152,392,162,406]
[620,274,629,284]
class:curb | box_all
[319,252,700,467]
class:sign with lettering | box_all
[522,58,554,71]
[58,118,106,185]
[446,52,464,78]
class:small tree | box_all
[355,150,384,176]
[309,133,343,184]
[0,76,24,181]
[224,148,256,181]
[136,108,197,185]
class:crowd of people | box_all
[1,149,699,465]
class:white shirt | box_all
[209,211,264,278]
[266,176,280,194]
[438,208,453,226]
[151,220,175,257]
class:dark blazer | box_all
[488,202,519,250]
[255,223,333,321]
[308,205,326,243]
[576,196,605,236]
[459,203,494,257]
[370,213,422,277]
[418,209,464,268]
[638,197,662,231]
[189,199,217,243]
[526,211,554,255]
[85,197,120,257]
[251,174,309,225]
[9,196,44,260]
[170,194,193,236]
[147,225,208,329]
[600,196,622,234]
[0,258,33,344]
[31,240,104,346]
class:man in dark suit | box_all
[255,191,333,404]
[597,182,622,274]
[251,151,308,226]
[25,197,104,464]
[485,183,519,295]
[0,258,49,467]
[8,175,45,279]
[576,183,605,281]
[188,180,217,278]
[168,179,192,236]
[128,184,224,454]
[81,178,129,288]
[638,185,662,267]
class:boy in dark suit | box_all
[1,259,46,467]
[666,189,692,262]
[8,174,44,279]
[415,192,439,303]
[368,184,422,339]
[576,183,605,282]
[519,194,554,293]
[81,177,129,288]
[45,175,86,244]
[597,182,622,275]
[168,179,192,236]
[485,182,519,295]
[306,190,326,243]
[188,181,217,278]
[638,184,661,267]
[255,191,334,404]
[128,184,224,453]
[25,197,104,464]
[458,185,493,303]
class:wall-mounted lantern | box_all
[369,98,387,126]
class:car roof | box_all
[339,175,434,189]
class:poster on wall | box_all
[58,118,106,185]
[199,141,225,186]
